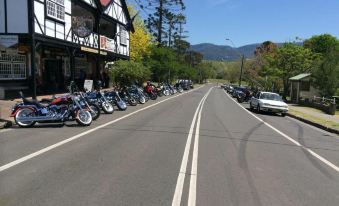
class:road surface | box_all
[0,85,339,206]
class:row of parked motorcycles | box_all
[10,81,187,128]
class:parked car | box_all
[220,83,228,89]
[180,81,190,90]
[249,92,288,116]
[226,85,235,93]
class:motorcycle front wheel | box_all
[15,108,36,128]
[75,110,92,126]
[150,93,158,100]
[89,103,100,120]
[139,96,146,104]
[128,97,138,106]
[102,102,114,114]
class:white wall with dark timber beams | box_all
[0,0,29,33]
[102,0,130,56]
[34,0,72,41]
[116,24,129,56]
[82,0,97,8]
[104,0,126,24]
[31,0,130,57]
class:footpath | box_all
[287,104,339,135]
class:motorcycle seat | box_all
[40,98,55,103]
[23,98,45,108]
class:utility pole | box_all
[226,38,245,87]
[239,54,244,86]
[29,0,36,99]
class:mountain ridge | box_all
[190,43,260,61]
[190,42,301,61]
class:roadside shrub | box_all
[110,60,151,86]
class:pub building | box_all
[0,0,133,99]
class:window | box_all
[120,26,127,45]
[300,81,310,91]
[0,53,26,80]
[47,0,65,22]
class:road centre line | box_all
[223,89,339,173]
[171,87,213,206]
[188,88,212,206]
[0,86,204,173]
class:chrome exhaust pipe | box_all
[16,111,67,122]
[16,115,63,122]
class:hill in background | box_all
[190,43,260,61]
[190,42,302,61]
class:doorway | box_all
[43,59,64,93]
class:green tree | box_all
[141,0,185,46]
[198,62,217,82]
[269,43,317,97]
[110,60,151,86]
[304,34,339,96]
[145,46,179,82]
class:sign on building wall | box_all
[100,36,116,53]
[0,35,18,48]
[72,16,93,38]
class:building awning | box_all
[289,73,311,81]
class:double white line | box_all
[172,87,213,206]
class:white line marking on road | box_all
[223,90,339,173]
[0,86,204,173]
[188,88,212,206]
[171,87,212,206]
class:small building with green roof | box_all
[289,73,319,103]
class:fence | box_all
[300,96,337,115]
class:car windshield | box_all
[260,93,283,101]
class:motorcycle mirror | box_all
[19,91,24,98]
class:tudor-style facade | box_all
[0,0,132,99]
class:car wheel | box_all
[257,105,261,113]
[281,113,286,117]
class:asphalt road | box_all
[0,85,339,206]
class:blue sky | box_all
[129,0,339,47]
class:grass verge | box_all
[289,108,339,131]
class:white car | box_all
[250,92,288,117]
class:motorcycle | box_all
[71,91,100,121]
[85,81,114,114]
[129,86,146,104]
[168,84,177,95]
[119,87,138,106]
[161,84,171,96]
[175,83,184,93]
[11,84,92,127]
[104,89,127,111]
[144,84,158,100]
